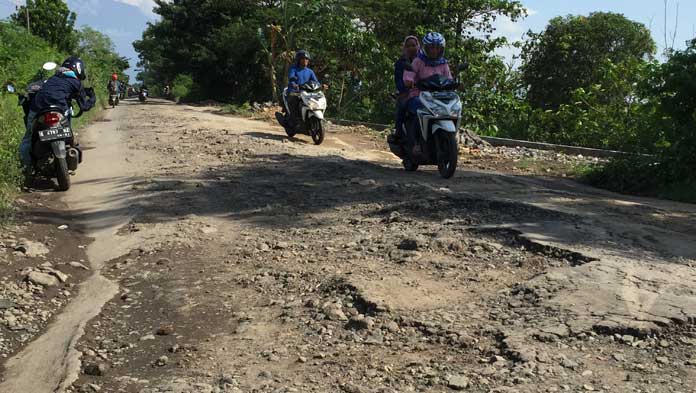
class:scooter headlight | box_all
[432,106,452,117]
[308,100,320,110]
[306,95,326,110]
[450,101,462,116]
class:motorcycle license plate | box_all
[38,127,72,142]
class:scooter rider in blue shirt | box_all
[285,50,319,129]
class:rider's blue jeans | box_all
[19,111,37,170]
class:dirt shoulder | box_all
[0,192,92,367]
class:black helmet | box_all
[61,56,87,80]
[295,50,311,64]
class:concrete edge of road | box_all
[326,117,635,159]
[479,136,634,158]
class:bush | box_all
[583,156,696,203]
[222,102,253,115]
[171,74,194,102]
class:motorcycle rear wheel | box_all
[56,157,71,191]
[435,131,458,179]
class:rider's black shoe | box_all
[22,169,34,189]
[387,133,400,144]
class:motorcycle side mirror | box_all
[457,62,469,73]
[6,84,16,93]
[43,62,57,72]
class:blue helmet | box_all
[422,32,446,48]
[295,50,311,64]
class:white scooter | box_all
[388,64,467,179]
[275,80,327,145]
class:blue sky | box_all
[492,0,695,64]
[2,0,695,77]
[0,0,157,78]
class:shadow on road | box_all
[242,131,309,144]
[23,146,696,264]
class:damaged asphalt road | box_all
[1,99,695,393]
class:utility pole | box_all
[25,0,30,34]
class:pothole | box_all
[471,226,598,266]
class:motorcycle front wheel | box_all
[310,117,325,145]
[435,131,458,179]
[403,159,419,172]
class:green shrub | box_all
[583,156,696,203]
[222,102,253,115]
[172,74,194,102]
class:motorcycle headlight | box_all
[307,95,326,110]
[450,101,462,116]
[308,100,320,110]
[431,106,451,117]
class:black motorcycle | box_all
[7,80,91,191]
[109,91,119,108]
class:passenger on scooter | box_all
[20,56,96,181]
[403,32,452,153]
[285,50,319,129]
[390,35,420,143]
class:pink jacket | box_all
[403,57,452,98]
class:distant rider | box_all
[120,80,127,99]
[20,56,96,183]
[107,73,120,96]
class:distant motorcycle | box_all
[6,61,94,191]
[108,91,119,108]
[275,80,327,145]
[388,63,467,179]
[139,89,148,102]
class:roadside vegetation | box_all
[0,0,129,219]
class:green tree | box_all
[649,39,696,174]
[76,26,130,86]
[133,0,526,121]
[521,12,656,110]
[11,0,77,53]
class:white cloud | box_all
[70,0,101,16]
[495,15,525,38]
[489,8,536,66]
[113,0,157,17]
